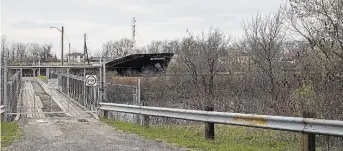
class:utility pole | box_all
[84,33,89,65]
[131,17,136,54]
[50,26,64,64]
[61,26,64,65]
[68,43,70,64]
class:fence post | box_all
[32,69,36,77]
[98,63,102,105]
[67,68,70,112]
[83,68,86,107]
[46,68,49,81]
[302,111,316,151]
[142,102,149,127]
[8,83,13,120]
[20,68,23,79]
[138,79,141,124]
[3,51,8,121]
[102,59,108,119]
[135,79,141,124]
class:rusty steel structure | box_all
[105,53,174,76]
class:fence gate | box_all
[3,65,104,120]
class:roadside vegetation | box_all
[37,76,47,81]
[1,122,22,148]
[102,119,300,151]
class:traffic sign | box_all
[86,75,97,86]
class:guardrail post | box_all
[103,110,108,119]
[1,112,4,122]
[302,111,316,151]
[142,102,149,127]
[205,106,215,140]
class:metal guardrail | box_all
[0,105,5,114]
[99,102,343,136]
[7,65,102,69]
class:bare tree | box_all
[242,10,285,115]
[284,0,343,121]
[145,40,180,54]
[146,41,163,53]
[102,38,134,58]
[178,29,229,139]
[1,36,7,62]
[286,0,343,76]
[27,43,42,64]
[41,44,53,62]
[12,42,27,61]
[102,40,115,58]
[162,40,181,54]
[115,38,134,57]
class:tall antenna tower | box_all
[131,17,136,53]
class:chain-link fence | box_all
[4,70,22,121]
[105,75,140,122]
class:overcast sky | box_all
[1,0,283,57]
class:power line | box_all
[135,29,144,45]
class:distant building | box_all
[281,51,299,64]
[226,51,251,65]
[89,57,111,62]
[68,52,84,63]
[236,51,250,65]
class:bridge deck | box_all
[19,77,93,118]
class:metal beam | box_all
[99,102,343,136]
[7,65,102,69]
[5,111,97,115]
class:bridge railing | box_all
[99,102,343,150]
[51,67,102,112]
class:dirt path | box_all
[4,117,186,151]
[5,78,185,151]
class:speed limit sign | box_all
[86,75,97,86]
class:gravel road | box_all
[4,117,186,151]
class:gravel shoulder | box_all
[4,117,186,151]
[4,78,186,151]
